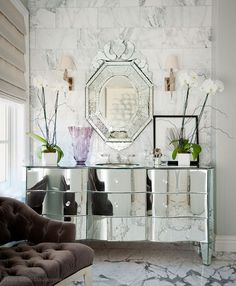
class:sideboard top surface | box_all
[26,164,214,170]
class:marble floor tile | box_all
[74,243,236,286]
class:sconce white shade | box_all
[165,55,179,70]
[59,55,75,70]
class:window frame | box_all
[0,100,25,195]
[0,103,10,187]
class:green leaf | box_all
[36,146,43,159]
[172,148,178,160]
[191,144,202,160]
[26,132,48,144]
[54,145,64,163]
[170,139,180,145]
[182,139,189,145]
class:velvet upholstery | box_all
[0,197,75,245]
[0,197,94,286]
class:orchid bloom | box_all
[179,71,199,88]
[189,78,224,143]
[33,76,48,89]
[200,79,224,95]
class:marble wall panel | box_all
[140,0,212,6]
[30,8,56,28]
[56,8,98,28]
[78,28,121,50]
[98,7,140,28]
[120,0,139,7]
[28,0,213,165]
[35,28,78,49]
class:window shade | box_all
[0,1,27,102]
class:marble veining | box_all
[141,7,166,28]
[74,247,236,285]
[28,0,213,166]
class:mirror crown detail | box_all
[90,39,153,81]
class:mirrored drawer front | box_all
[87,192,207,218]
[148,169,209,194]
[151,192,207,217]
[86,216,146,241]
[59,215,87,240]
[26,168,88,193]
[26,189,87,217]
[86,216,207,242]
[147,217,207,242]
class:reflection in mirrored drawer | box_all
[148,169,208,194]
[87,168,146,217]
[148,217,207,242]
[151,193,207,217]
[26,168,88,220]
[86,216,146,241]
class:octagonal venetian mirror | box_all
[86,40,153,150]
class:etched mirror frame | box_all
[86,40,153,150]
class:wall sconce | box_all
[164,55,179,99]
[59,55,75,91]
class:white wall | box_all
[215,0,236,236]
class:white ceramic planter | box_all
[154,157,162,167]
[42,152,58,166]
[177,153,191,166]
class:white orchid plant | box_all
[170,71,224,161]
[27,77,67,163]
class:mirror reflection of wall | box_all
[100,76,138,129]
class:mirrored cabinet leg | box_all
[200,242,214,265]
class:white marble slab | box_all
[35,28,78,49]
[74,246,236,286]
[140,7,166,28]
[140,0,212,6]
[120,0,139,7]
[98,7,140,28]
[56,8,98,28]
[30,8,56,28]
[28,0,213,166]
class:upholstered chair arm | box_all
[0,197,76,245]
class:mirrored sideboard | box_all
[25,165,214,265]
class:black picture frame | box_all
[153,115,199,166]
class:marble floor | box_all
[75,242,236,286]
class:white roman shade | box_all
[0,1,27,102]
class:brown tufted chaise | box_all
[0,197,94,286]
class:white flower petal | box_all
[200,78,224,95]
[215,80,224,92]
[178,71,199,88]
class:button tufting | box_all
[27,263,33,267]
[0,254,8,260]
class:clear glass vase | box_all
[68,126,93,165]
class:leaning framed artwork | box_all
[153,115,199,166]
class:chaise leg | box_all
[54,266,92,286]
[84,267,92,286]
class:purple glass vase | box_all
[68,126,93,164]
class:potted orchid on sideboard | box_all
[170,72,224,166]
[27,78,65,166]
